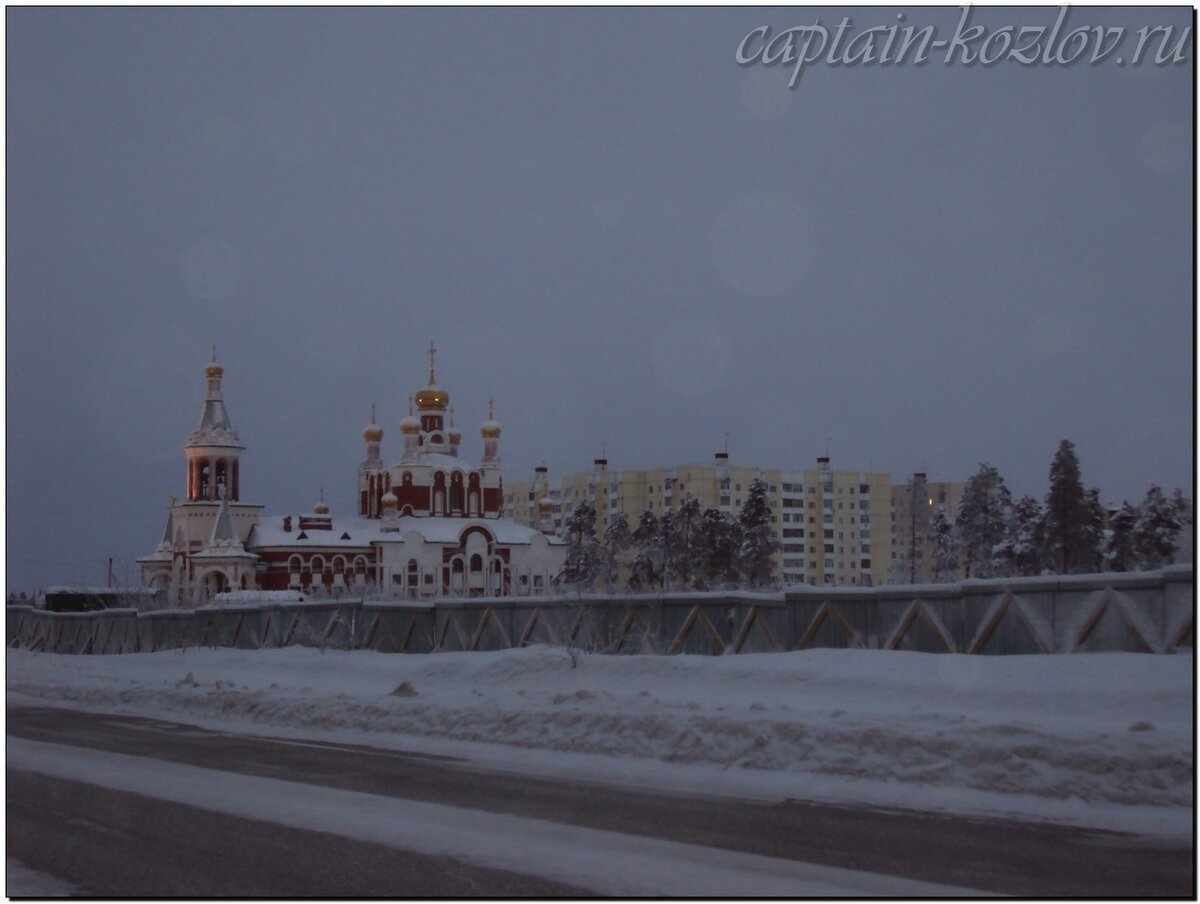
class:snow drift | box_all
[7,646,1192,836]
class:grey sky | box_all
[6,6,1193,591]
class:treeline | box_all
[926,439,1191,582]
[561,478,779,592]
[560,439,1191,592]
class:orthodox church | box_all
[139,347,565,605]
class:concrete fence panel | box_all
[7,567,1194,657]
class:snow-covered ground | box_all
[6,857,84,897]
[7,646,1193,840]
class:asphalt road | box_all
[7,705,1194,897]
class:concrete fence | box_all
[7,566,1193,657]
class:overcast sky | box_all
[7,7,1193,591]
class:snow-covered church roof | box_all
[247,514,564,550]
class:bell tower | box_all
[142,351,264,605]
[184,350,244,502]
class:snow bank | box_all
[8,647,1192,836]
[6,857,84,897]
[210,590,307,605]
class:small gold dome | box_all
[381,491,398,507]
[363,423,384,442]
[400,415,420,434]
[537,495,554,512]
[415,385,448,410]
[480,400,500,438]
[205,363,224,378]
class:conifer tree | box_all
[1135,485,1186,568]
[996,495,1044,577]
[1105,501,1140,571]
[602,511,633,590]
[659,509,679,590]
[562,502,603,588]
[739,478,778,588]
[954,463,1012,578]
[1043,440,1095,574]
[930,507,959,581]
[629,508,660,591]
[674,496,702,589]
[1083,487,1107,573]
[694,506,743,589]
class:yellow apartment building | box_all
[503,454,937,587]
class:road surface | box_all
[7,705,1192,896]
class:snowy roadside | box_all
[7,646,1193,840]
[6,856,85,897]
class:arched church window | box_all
[470,554,483,573]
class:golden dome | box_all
[480,399,501,438]
[415,385,448,410]
[537,495,554,512]
[205,363,224,378]
[400,415,420,434]
[363,404,383,442]
[381,491,398,508]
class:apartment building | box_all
[504,454,905,587]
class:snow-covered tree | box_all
[665,496,702,590]
[930,507,958,582]
[601,511,633,590]
[1135,485,1186,569]
[1083,487,1107,573]
[995,495,1044,577]
[629,508,661,591]
[954,463,1012,578]
[886,558,909,585]
[1170,489,1194,563]
[658,509,679,590]
[1105,501,1140,572]
[562,502,603,589]
[1043,440,1098,574]
[693,507,743,589]
[738,478,778,588]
